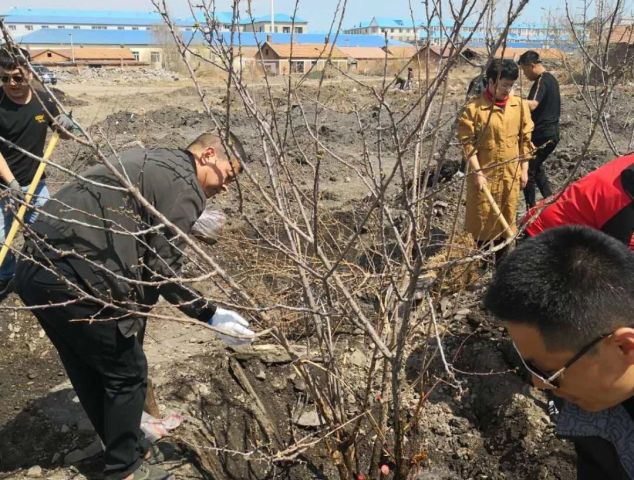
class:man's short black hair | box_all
[0,46,30,70]
[485,59,519,82]
[226,130,248,168]
[484,226,634,351]
[187,130,248,170]
[518,50,541,66]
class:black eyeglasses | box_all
[0,74,26,84]
[512,332,611,389]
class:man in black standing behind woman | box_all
[518,50,561,208]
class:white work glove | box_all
[55,113,81,134]
[208,307,255,346]
[5,179,25,211]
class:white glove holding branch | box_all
[208,307,255,346]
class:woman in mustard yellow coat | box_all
[458,59,534,254]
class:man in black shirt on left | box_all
[0,46,74,299]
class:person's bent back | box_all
[522,152,634,251]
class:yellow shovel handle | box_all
[481,183,515,240]
[0,131,60,268]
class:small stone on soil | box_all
[348,349,367,368]
[26,466,43,478]
[271,376,286,391]
[294,410,324,427]
[293,376,307,392]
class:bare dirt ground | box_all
[0,70,632,479]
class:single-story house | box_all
[462,46,565,65]
[16,29,165,67]
[406,44,465,70]
[255,40,348,75]
[29,46,143,66]
[384,45,418,60]
[339,46,394,73]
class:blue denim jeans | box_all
[0,181,49,281]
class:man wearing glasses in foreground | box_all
[0,46,74,300]
[485,225,634,479]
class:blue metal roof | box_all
[1,7,162,26]
[16,27,411,49]
[512,22,548,29]
[373,17,409,28]
[350,17,422,29]
[185,31,410,48]
[15,29,160,46]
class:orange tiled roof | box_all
[264,42,347,59]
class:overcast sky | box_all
[3,0,604,32]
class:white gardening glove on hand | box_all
[208,307,255,346]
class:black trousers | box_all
[524,133,559,208]
[15,260,150,480]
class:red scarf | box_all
[484,86,509,108]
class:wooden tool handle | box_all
[481,183,515,240]
[0,132,60,268]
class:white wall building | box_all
[0,8,168,38]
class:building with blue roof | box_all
[346,14,570,48]
[344,16,420,42]
[13,28,165,66]
[0,7,166,38]
[15,28,409,50]
[240,13,308,34]
[1,7,310,39]
[184,31,409,48]
[14,28,161,46]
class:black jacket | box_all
[27,147,216,335]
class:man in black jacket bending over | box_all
[14,132,252,480]
[486,226,634,480]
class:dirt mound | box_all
[48,87,88,107]
[95,106,208,136]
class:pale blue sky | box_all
[3,0,599,32]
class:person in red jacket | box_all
[521,152,634,250]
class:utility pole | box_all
[69,33,75,63]
[270,0,275,33]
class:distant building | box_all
[241,14,308,34]
[183,32,416,73]
[462,46,566,64]
[344,17,419,43]
[345,15,570,48]
[190,31,411,50]
[0,8,164,38]
[29,46,142,66]
[0,7,307,37]
[15,29,165,67]
[255,39,347,75]
[339,46,394,74]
